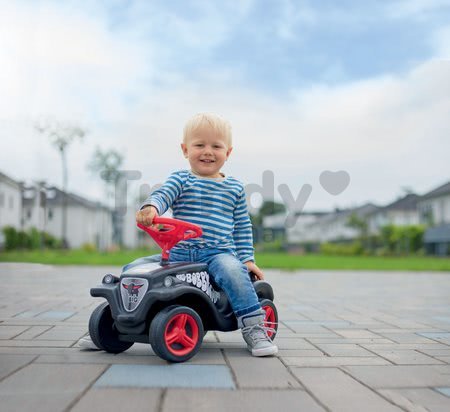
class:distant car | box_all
[89,217,278,362]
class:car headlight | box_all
[164,276,173,287]
[102,273,119,284]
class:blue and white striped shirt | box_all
[142,170,255,263]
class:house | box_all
[0,171,22,230]
[0,171,23,247]
[418,181,450,256]
[367,193,420,235]
[22,183,113,249]
[286,204,379,247]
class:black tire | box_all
[260,299,278,341]
[149,305,204,362]
[89,302,134,353]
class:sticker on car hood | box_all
[120,278,148,312]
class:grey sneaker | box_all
[240,312,278,357]
[78,334,100,350]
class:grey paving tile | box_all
[292,367,402,411]
[343,365,450,388]
[434,387,450,397]
[163,389,325,412]
[71,388,162,412]
[0,354,36,380]
[380,388,450,412]
[0,325,30,339]
[95,364,235,389]
[0,339,75,347]
[35,325,88,340]
[34,310,76,320]
[365,349,444,365]
[0,363,107,412]
[334,329,382,339]
[224,350,301,388]
[285,356,391,367]
[12,325,53,340]
[314,343,377,357]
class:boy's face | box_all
[181,126,232,178]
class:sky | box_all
[0,0,449,214]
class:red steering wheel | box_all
[137,217,202,261]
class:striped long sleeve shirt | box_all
[142,170,255,263]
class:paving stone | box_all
[71,388,162,412]
[314,343,377,357]
[292,367,402,411]
[163,389,325,412]
[418,332,450,344]
[285,356,391,367]
[307,337,395,344]
[434,387,450,397]
[95,364,235,389]
[34,311,76,320]
[334,329,382,339]
[12,325,53,340]
[365,349,444,365]
[0,325,30,339]
[380,388,450,412]
[0,363,107,412]
[275,338,318,350]
[35,325,87,341]
[343,365,450,388]
[0,354,36,380]
[0,339,75,347]
[224,350,301,388]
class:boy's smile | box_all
[181,126,232,178]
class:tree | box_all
[35,120,86,247]
[88,147,124,246]
[346,212,369,249]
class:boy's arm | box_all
[140,171,184,215]
[232,189,255,264]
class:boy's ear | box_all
[181,143,188,158]
[226,146,233,159]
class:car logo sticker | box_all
[120,278,148,312]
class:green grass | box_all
[1,249,450,271]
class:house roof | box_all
[22,185,109,211]
[382,193,420,212]
[0,170,21,189]
[421,181,450,200]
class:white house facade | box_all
[22,184,113,249]
[418,181,450,256]
[0,171,22,230]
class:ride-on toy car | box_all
[89,217,278,362]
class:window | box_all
[0,192,4,208]
[27,209,32,219]
[48,209,53,220]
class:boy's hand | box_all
[245,261,264,280]
[136,205,158,226]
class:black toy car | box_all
[89,217,278,362]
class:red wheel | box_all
[150,306,204,362]
[164,313,199,356]
[260,299,278,340]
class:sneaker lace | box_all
[242,322,277,343]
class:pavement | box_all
[0,263,450,412]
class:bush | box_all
[1,226,62,250]
[2,226,18,250]
[82,242,97,253]
[320,241,364,256]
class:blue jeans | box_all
[122,248,261,317]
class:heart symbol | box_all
[319,170,350,195]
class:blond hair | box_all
[183,113,232,147]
